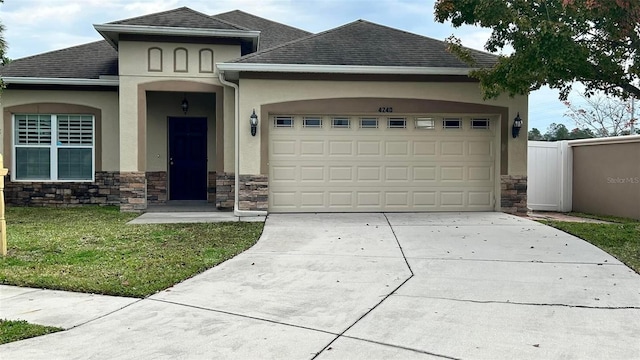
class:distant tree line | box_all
[528,124,595,141]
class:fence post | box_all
[0,154,7,256]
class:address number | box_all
[378,107,393,113]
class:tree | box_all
[532,123,594,141]
[0,0,6,91]
[567,127,596,139]
[434,0,640,101]
[545,123,571,141]
[0,0,5,66]
[564,92,637,136]
[528,127,544,141]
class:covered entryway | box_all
[168,117,208,200]
[268,114,497,212]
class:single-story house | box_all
[0,7,528,215]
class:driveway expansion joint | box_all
[341,335,463,360]
[311,213,415,359]
[67,298,145,330]
[147,298,337,336]
[396,295,640,310]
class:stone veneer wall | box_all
[207,171,217,203]
[147,171,216,204]
[215,172,235,209]
[238,174,268,211]
[215,172,268,211]
[501,175,528,215]
[5,171,120,206]
[146,171,167,204]
[120,171,146,212]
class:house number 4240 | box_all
[378,107,393,113]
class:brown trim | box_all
[3,103,103,171]
[199,49,214,73]
[173,48,188,73]
[242,72,480,83]
[120,34,244,46]
[148,47,163,72]
[136,80,224,172]
[259,97,509,175]
[215,90,224,173]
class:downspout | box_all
[218,70,268,217]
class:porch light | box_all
[512,112,523,138]
[250,109,258,136]
[181,96,189,114]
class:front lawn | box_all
[0,207,263,297]
[0,320,62,344]
[542,214,640,273]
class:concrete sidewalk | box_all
[1,212,639,359]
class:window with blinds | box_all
[15,115,52,145]
[57,115,93,145]
[13,114,95,182]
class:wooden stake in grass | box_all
[0,154,7,256]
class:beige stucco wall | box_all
[237,79,528,175]
[145,91,217,172]
[0,89,120,170]
[572,140,640,220]
[118,41,241,78]
[117,40,241,172]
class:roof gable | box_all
[212,10,311,50]
[232,20,497,68]
[110,7,245,30]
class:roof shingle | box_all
[0,40,117,79]
[232,20,497,68]
[212,10,311,50]
[110,7,246,30]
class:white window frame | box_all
[331,117,350,128]
[415,117,435,129]
[12,114,95,182]
[471,118,490,129]
[360,117,379,128]
[303,116,323,128]
[387,117,407,129]
[443,118,462,129]
[274,116,294,128]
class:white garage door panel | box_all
[269,115,496,212]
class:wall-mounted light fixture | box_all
[181,95,189,115]
[512,112,523,138]
[250,109,258,136]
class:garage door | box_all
[269,114,496,212]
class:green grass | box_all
[541,215,640,273]
[0,320,62,344]
[0,206,263,297]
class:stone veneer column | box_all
[501,175,528,215]
[120,172,147,212]
[215,172,235,209]
[146,171,167,204]
[215,173,268,211]
[238,175,268,211]
[207,171,217,203]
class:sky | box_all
[0,0,573,132]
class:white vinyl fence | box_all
[527,135,640,217]
[527,141,572,211]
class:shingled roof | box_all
[0,41,118,79]
[212,10,311,50]
[231,20,497,68]
[110,7,246,31]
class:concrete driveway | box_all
[1,213,639,359]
